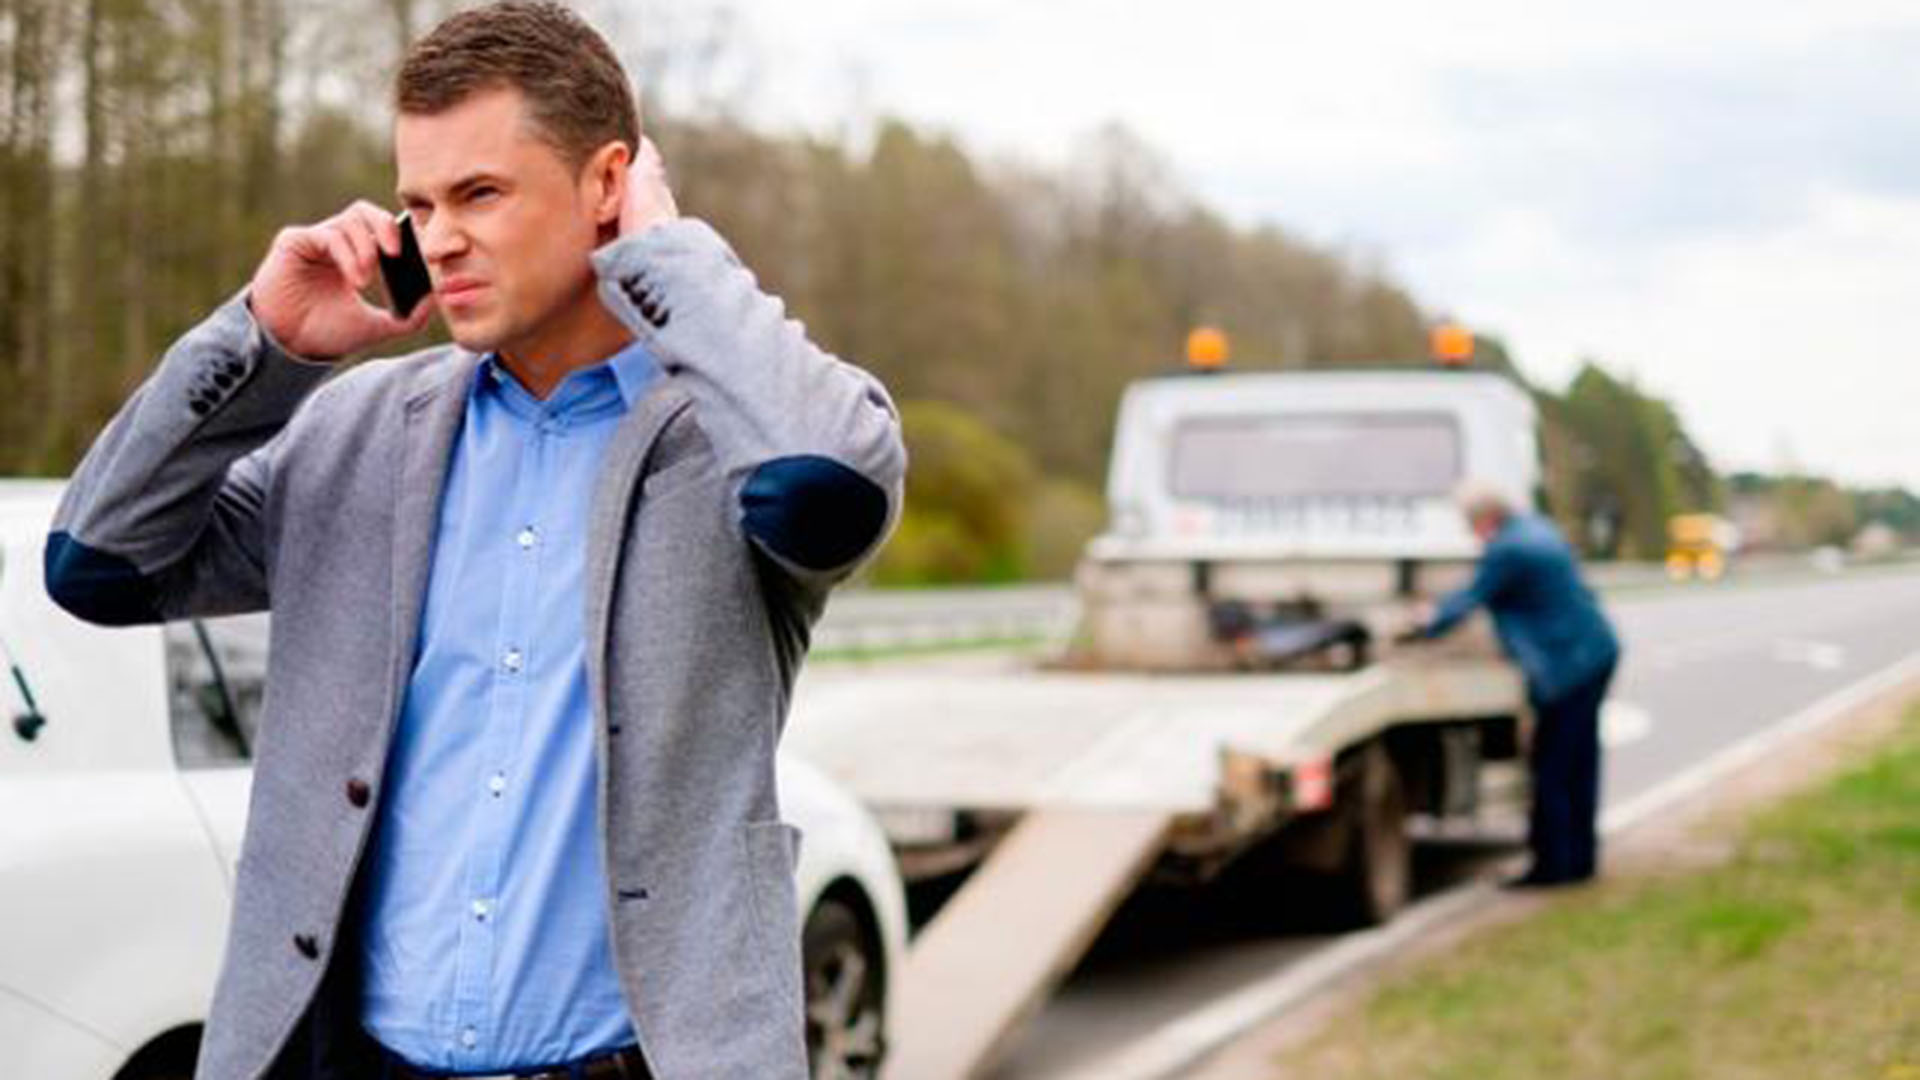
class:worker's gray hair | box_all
[1455,481,1517,523]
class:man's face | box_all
[1470,511,1501,544]
[394,87,610,354]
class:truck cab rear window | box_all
[1167,414,1462,501]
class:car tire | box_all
[112,1026,202,1080]
[803,895,887,1080]
[124,1068,193,1080]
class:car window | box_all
[166,613,270,768]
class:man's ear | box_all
[585,139,633,229]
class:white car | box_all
[0,481,905,1080]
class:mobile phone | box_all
[378,212,432,318]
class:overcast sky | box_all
[657,1,1920,489]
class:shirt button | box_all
[471,898,492,920]
[502,648,523,673]
[460,1027,478,1049]
[488,773,507,796]
[516,527,538,550]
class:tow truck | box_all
[788,328,1545,1078]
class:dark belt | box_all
[372,1042,651,1080]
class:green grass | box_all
[1273,708,1920,1080]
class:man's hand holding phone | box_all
[249,200,436,361]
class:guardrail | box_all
[813,584,1079,653]
[817,553,1915,655]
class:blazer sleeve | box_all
[591,220,907,597]
[45,293,334,625]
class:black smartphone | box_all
[378,212,432,318]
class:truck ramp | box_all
[882,807,1173,1080]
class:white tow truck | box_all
[787,358,1542,1078]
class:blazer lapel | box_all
[584,379,693,711]
[384,355,479,724]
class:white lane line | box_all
[1601,648,1920,835]
[1601,701,1653,748]
[1051,885,1494,1080]
[1062,648,1920,1080]
[1771,638,1847,672]
[1631,588,1916,670]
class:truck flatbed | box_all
[787,657,1522,816]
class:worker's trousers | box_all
[1527,661,1616,882]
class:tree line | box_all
[2,0,1904,582]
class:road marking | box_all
[1601,701,1653,748]
[1058,647,1920,1080]
[1634,588,1920,671]
[1771,638,1847,671]
[1601,648,1920,835]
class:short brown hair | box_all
[396,1,639,168]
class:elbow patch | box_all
[740,455,890,572]
[44,531,163,626]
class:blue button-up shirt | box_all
[359,342,657,1071]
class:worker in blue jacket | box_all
[1416,483,1621,887]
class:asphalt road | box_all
[987,564,1920,1079]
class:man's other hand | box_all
[249,201,435,360]
[618,137,679,239]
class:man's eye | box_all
[469,187,499,202]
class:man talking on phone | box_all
[45,4,904,1078]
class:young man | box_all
[1413,483,1620,889]
[46,4,904,1078]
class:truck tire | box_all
[1338,742,1411,926]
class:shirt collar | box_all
[474,338,660,416]
[602,338,661,410]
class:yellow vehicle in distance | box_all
[1667,513,1740,581]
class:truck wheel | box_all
[804,896,887,1080]
[1339,743,1410,926]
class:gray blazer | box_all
[45,220,906,1080]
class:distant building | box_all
[1852,520,1902,560]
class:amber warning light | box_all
[1186,326,1230,371]
[1430,323,1474,367]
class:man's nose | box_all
[418,213,467,263]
